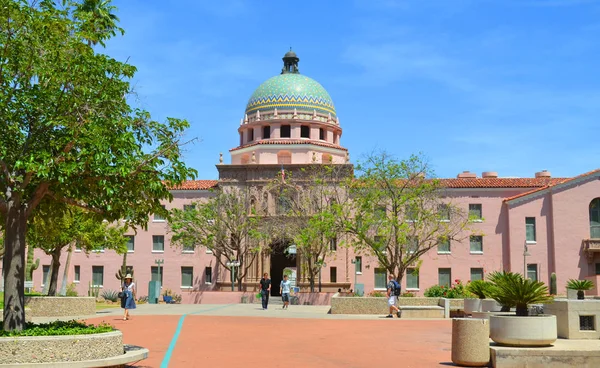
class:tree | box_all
[27,205,127,296]
[339,152,470,285]
[74,0,124,46]
[169,187,263,290]
[264,165,351,292]
[0,1,195,331]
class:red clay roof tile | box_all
[169,180,218,190]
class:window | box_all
[329,236,337,251]
[590,198,600,238]
[527,264,538,281]
[248,128,254,142]
[596,263,600,275]
[74,265,80,283]
[154,205,166,222]
[526,217,536,242]
[580,316,595,331]
[205,266,212,284]
[92,266,104,287]
[152,235,165,252]
[181,267,193,288]
[126,235,135,252]
[182,242,195,253]
[183,204,196,212]
[405,204,418,221]
[470,268,484,281]
[151,266,164,284]
[406,268,419,289]
[42,265,50,286]
[280,124,291,138]
[263,126,271,139]
[354,256,362,273]
[319,128,325,140]
[469,204,482,221]
[437,238,451,254]
[407,236,418,254]
[330,267,337,283]
[374,268,387,289]
[438,204,450,221]
[470,235,483,253]
[300,125,310,138]
[438,268,451,287]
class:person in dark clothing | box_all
[259,273,271,310]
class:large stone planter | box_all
[24,296,96,317]
[471,311,515,321]
[490,315,557,347]
[452,318,490,367]
[544,299,600,339]
[481,299,502,312]
[0,331,123,364]
[464,298,482,315]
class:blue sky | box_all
[106,0,600,180]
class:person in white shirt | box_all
[280,274,292,309]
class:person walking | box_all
[280,274,291,309]
[259,272,271,310]
[121,274,136,321]
[386,274,401,318]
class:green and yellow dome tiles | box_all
[245,73,337,118]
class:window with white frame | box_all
[438,268,451,287]
[407,236,418,253]
[469,203,482,221]
[526,217,536,242]
[151,266,164,284]
[374,268,387,289]
[92,266,104,287]
[589,198,600,238]
[438,204,450,221]
[437,237,451,253]
[527,264,538,281]
[406,268,419,289]
[470,268,484,281]
[181,267,193,288]
[154,205,166,222]
[205,266,212,284]
[470,235,483,253]
[329,236,337,251]
[126,235,135,252]
[355,256,362,273]
[183,204,196,212]
[152,235,165,252]
[74,265,80,283]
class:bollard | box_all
[451,318,490,367]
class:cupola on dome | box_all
[245,50,336,118]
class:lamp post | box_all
[226,260,240,291]
[155,259,164,287]
[351,259,358,293]
[523,243,531,279]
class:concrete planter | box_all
[464,298,482,314]
[471,311,516,321]
[481,299,502,312]
[451,318,490,367]
[544,299,600,339]
[24,296,96,317]
[490,315,557,347]
[0,331,123,364]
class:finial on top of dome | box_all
[281,48,300,74]
[256,110,261,120]
[219,152,224,164]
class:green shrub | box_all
[0,320,113,337]
[424,285,445,297]
[466,280,492,299]
[487,271,553,316]
[100,289,119,302]
[400,292,415,297]
[66,283,78,297]
[424,280,471,299]
[566,279,594,291]
[367,291,386,297]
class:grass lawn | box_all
[96,303,121,310]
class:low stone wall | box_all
[0,331,123,364]
[24,297,96,317]
[331,295,464,315]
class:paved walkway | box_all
[84,304,453,368]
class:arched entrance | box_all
[269,239,296,297]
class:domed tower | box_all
[229,50,348,165]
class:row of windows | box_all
[245,125,330,143]
[42,265,213,288]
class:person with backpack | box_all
[386,274,401,318]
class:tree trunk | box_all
[47,248,62,296]
[59,245,73,296]
[2,200,27,332]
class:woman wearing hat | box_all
[121,274,136,321]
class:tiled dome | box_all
[245,72,336,117]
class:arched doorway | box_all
[269,239,296,297]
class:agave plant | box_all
[487,271,553,316]
[101,289,120,302]
[566,279,594,300]
[466,280,492,299]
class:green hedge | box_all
[0,320,114,337]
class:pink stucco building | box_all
[30,51,600,300]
